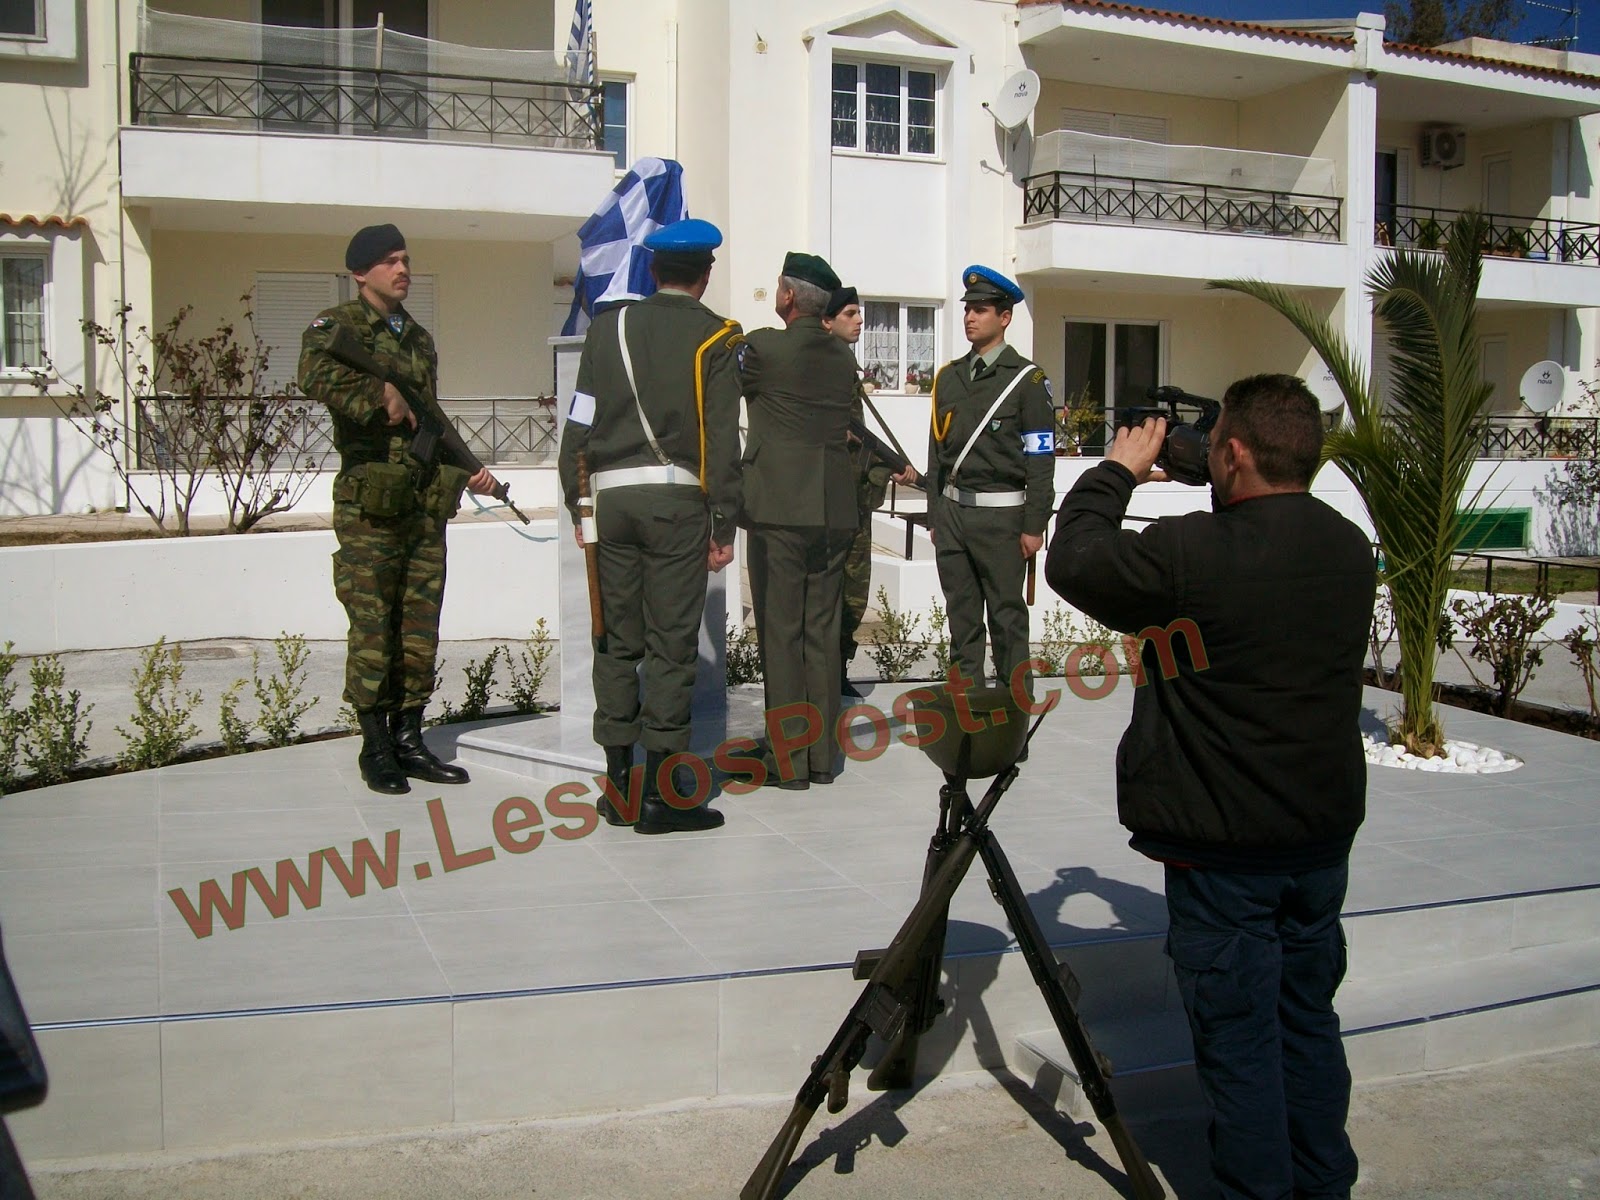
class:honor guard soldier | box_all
[740,253,860,789]
[558,218,741,835]
[300,223,501,795]
[927,266,1055,696]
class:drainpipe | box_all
[114,0,131,512]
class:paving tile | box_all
[159,852,413,927]
[160,914,446,1015]
[717,968,864,1095]
[416,900,714,995]
[651,885,899,973]
[592,831,854,901]
[7,927,159,1023]
[158,765,359,813]
[0,770,158,818]
[159,805,372,865]
[6,1025,163,1160]
[0,864,157,936]
[0,810,157,869]
[395,839,636,914]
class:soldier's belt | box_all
[591,464,701,492]
[941,484,1026,508]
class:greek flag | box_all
[566,0,594,86]
[561,157,688,337]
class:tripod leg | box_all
[973,826,1166,1200]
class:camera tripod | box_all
[741,728,1165,1200]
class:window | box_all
[832,61,937,157]
[0,0,41,38]
[1062,319,1163,453]
[860,301,937,393]
[601,78,630,170]
[254,270,437,394]
[1,253,47,372]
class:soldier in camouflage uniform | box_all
[299,224,501,795]
[927,266,1055,700]
[558,219,740,835]
[823,286,918,697]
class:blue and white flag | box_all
[561,157,688,337]
[566,0,594,86]
[1022,429,1056,455]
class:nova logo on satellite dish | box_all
[1519,360,1566,414]
[986,69,1040,130]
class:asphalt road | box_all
[24,1044,1600,1199]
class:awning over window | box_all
[0,214,89,231]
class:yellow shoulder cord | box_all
[930,371,953,442]
[694,320,741,489]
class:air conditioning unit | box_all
[1421,126,1467,169]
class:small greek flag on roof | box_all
[561,158,689,337]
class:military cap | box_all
[346,223,406,273]
[825,285,859,317]
[644,218,723,256]
[782,251,841,293]
[960,264,1025,307]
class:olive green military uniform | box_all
[558,290,744,755]
[928,344,1055,690]
[841,375,893,668]
[740,319,859,783]
[300,297,477,713]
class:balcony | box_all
[1017,131,1346,289]
[120,11,614,239]
[1476,415,1598,460]
[1376,204,1600,267]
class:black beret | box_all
[782,251,841,293]
[346,224,406,273]
[826,286,859,317]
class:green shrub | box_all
[116,638,201,770]
[867,586,925,682]
[506,620,553,714]
[22,654,93,785]
[926,598,952,680]
[218,679,252,754]
[1565,607,1599,723]
[436,646,503,724]
[253,633,318,746]
[726,622,762,686]
[0,643,28,793]
[1444,589,1557,716]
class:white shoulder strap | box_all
[950,361,1036,481]
[616,306,671,467]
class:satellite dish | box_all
[1308,365,1346,413]
[1519,360,1566,414]
[987,69,1040,131]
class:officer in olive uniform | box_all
[299,224,501,795]
[558,218,741,835]
[927,266,1055,696]
[740,253,859,789]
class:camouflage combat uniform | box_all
[840,373,893,668]
[299,298,471,714]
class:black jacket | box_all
[1046,462,1376,872]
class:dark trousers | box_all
[592,487,710,753]
[1164,862,1359,1200]
[933,500,1030,690]
[747,523,852,779]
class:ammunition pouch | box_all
[419,463,471,521]
[338,461,416,519]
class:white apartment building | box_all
[3,0,1598,552]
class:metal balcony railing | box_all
[129,53,603,150]
[1476,414,1598,459]
[1375,204,1600,266]
[134,397,559,471]
[1023,171,1343,240]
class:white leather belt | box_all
[942,484,1026,508]
[592,464,700,492]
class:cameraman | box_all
[1045,374,1375,1200]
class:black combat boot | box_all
[356,710,409,795]
[598,745,637,827]
[390,708,470,785]
[635,750,725,835]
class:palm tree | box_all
[1211,211,1494,757]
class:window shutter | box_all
[1113,114,1169,181]
[1060,108,1114,137]
[403,274,437,338]
[254,272,340,393]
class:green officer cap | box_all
[782,251,841,292]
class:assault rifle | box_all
[741,708,1164,1200]
[321,324,531,524]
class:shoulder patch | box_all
[310,316,333,330]
[724,332,745,352]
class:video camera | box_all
[1114,385,1221,487]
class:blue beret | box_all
[644,218,723,254]
[960,264,1024,306]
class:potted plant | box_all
[1416,217,1443,251]
[1055,385,1104,456]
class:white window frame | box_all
[0,249,49,377]
[600,75,633,173]
[831,58,939,160]
[1060,317,1168,448]
[0,225,83,392]
[857,299,939,395]
[0,0,43,40]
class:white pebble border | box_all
[1363,734,1523,774]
